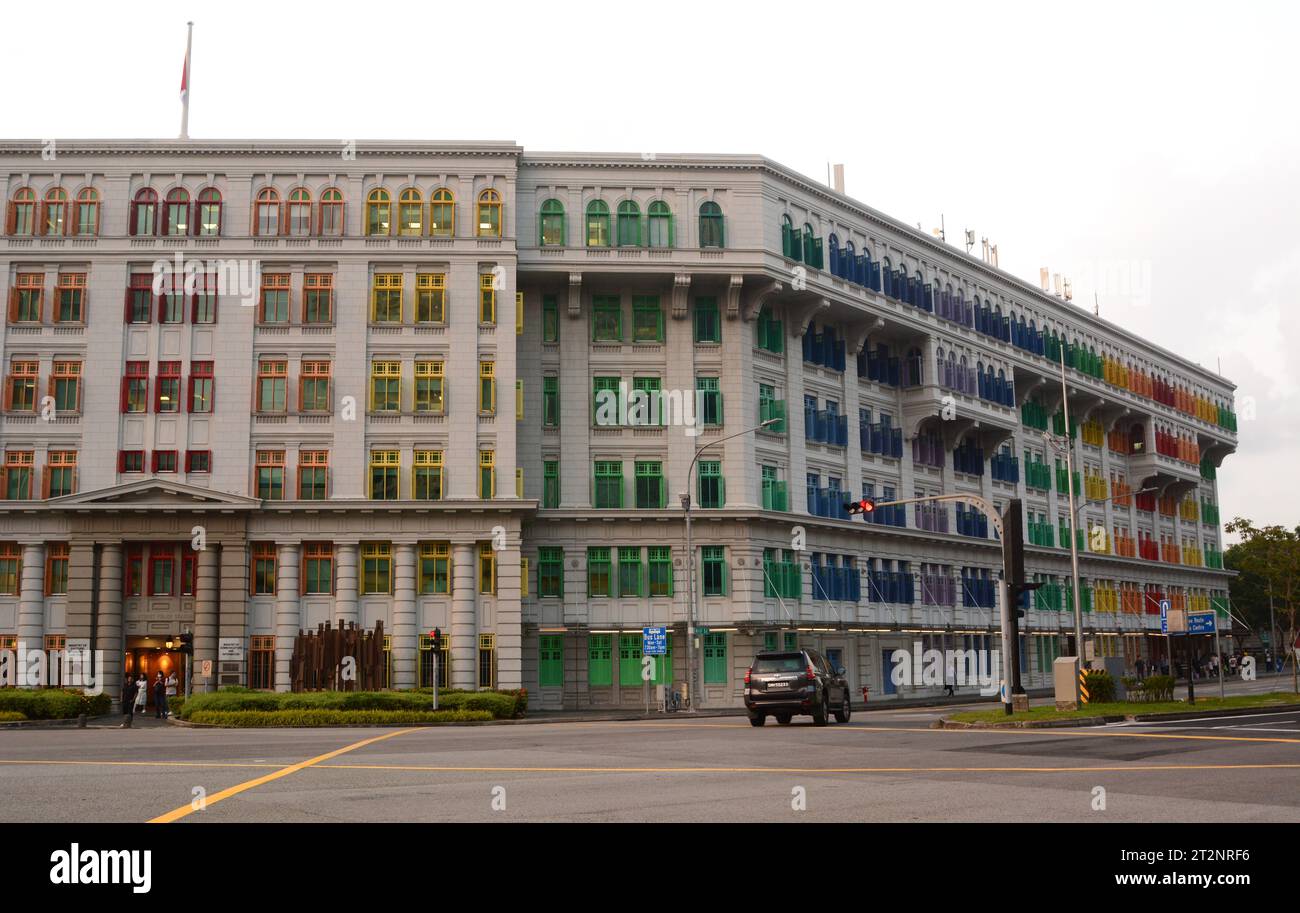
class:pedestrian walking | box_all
[133,674,147,717]
[153,672,167,719]
[121,676,138,727]
[943,657,956,697]
[1136,658,1146,679]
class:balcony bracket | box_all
[566,272,583,319]
[670,272,693,320]
[740,279,783,322]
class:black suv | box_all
[743,650,852,726]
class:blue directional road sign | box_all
[1187,612,1217,635]
[642,626,667,656]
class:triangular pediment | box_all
[45,478,262,509]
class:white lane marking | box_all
[1133,710,1300,726]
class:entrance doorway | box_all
[124,635,186,710]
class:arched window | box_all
[319,188,344,236]
[196,188,222,236]
[399,188,423,236]
[430,189,454,237]
[74,188,100,237]
[254,188,280,237]
[287,188,312,236]
[6,188,37,235]
[41,188,68,236]
[165,188,191,236]
[130,188,158,236]
[647,201,673,247]
[699,201,724,248]
[539,199,565,246]
[586,200,610,247]
[477,189,502,238]
[365,188,391,236]
[616,200,641,246]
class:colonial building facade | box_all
[0,140,1237,710]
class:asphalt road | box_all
[2,704,1298,823]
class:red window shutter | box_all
[123,288,133,322]
[119,378,129,413]
[7,289,16,323]
[117,451,126,473]
[4,202,16,235]
[37,202,49,236]
[3,378,13,412]
[128,203,137,237]
[153,375,162,412]
[150,451,159,473]
[187,375,195,411]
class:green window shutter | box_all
[587,546,611,596]
[783,632,798,651]
[703,633,727,684]
[763,632,777,652]
[588,634,612,686]
[619,633,643,686]
[539,635,564,687]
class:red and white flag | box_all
[179,22,193,138]
[180,45,189,102]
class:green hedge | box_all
[188,709,494,727]
[0,711,27,722]
[178,689,522,720]
[1122,675,1175,702]
[0,689,112,719]
[1082,670,1116,703]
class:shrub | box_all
[177,689,521,720]
[1082,670,1115,703]
[1142,675,1175,702]
[0,711,27,722]
[187,709,494,727]
[0,689,111,719]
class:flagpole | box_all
[180,21,193,139]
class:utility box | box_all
[1102,656,1128,700]
[1054,656,1080,711]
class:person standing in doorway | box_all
[121,676,138,727]
[133,674,148,717]
[153,672,167,719]
[943,656,956,697]
[165,669,178,719]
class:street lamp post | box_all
[682,418,779,712]
[1055,347,1086,667]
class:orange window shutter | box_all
[5,202,16,235]
[3,378,12,412]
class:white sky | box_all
[4,0,1297,538]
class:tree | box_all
[1224,518,1300,687]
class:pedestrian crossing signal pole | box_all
[429,628,441,710]
[1001,499,1038,714]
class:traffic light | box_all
[429,628,442,651]
[178,631,193,655]
[844,497,876,516]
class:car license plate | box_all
[767,681,789,689]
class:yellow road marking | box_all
[146,728,418,823]
[305,762,1300,775]
[0,759,280,769]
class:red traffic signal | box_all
[429,627,442,650]
[844,498,876,515]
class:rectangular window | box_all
[119,450,145,473]
[45,543,70,595]
[632,295,664,343]
[693,296,720,343]
[124,546,144,597]
[635,460,665,509]
[151,450,179,473]
[6,359,38,413]
[478,449,495,498]
[369,450,399,500]
[592,295,621,342]
[9,272,43,323]
[479,361,496,414]
[516,380,524,421]
[256,450,285,500]
[701,546,727,596]
[125,273,153,323]
[361,543,392,594]
[587,547,612,597]
[251,543,277,595]
[44,450,77,497]
[479,543,496,595]
[191,273,217,324]
[259,273,290,324]
[542,295,559,343]
[0,544,20,595]
[413,450,444,500]
[537,547,564,597]
[148,544,176,596]
[51,360,82,413]
[299,360,331,413]
[3,451,34,500]
[618,546,643,597]
[542,460,560,509]
[186,450,211,473]
[302,273,334,323]
[539,634,564,687]
[256,360,288,413]
[479,274,496,324]
[55,273,86,323]
[697,376,722,426]
[477,632,497,688]
[593,460,623,508]
[698,460,725,509]
[155,361,182,413]
[302,543,334,595]
[703,633,727,684]
[592,376,620,425]
[541,375,560,427]
[648,546,673,597]
[588,634,613,686]
[630,376,662,426]
[298,450,329,500]
[121,361,148,413]
[158,279,185,324]
[418,542,451,595]
[414,360,445,414]
[370,360,401,412]
[412,273,447,323]
[188,361,214,413]
[371,273,403,323]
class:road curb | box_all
[939,701,1300,730]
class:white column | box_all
[334,542,359,626]
[17,544,46,684]
[451,543,478,690]
[192,547,219,694]
[392,543,417,690]
[96,545,124,708]
[274,543,301,692]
